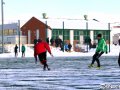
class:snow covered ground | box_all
[0,44,119,90]
[0,44,119,58]
[0,56,119,90]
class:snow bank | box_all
[0,44,119,58]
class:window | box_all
[59,30,62,35]
[74,30,79,40]
[52,29,70,40]
[80,31,83,35]
[94,30,109,41]
[13,30,17,35]
[9,29,14,35]
[74,30,90,41]
[64,30,70,40]
[52,29,59,39]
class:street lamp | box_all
[84,18,102,52]
[86,21,89,52]
[108,23,111,52]
[45,21,47,40]
[84,15,89,52]
[1,0,5,53]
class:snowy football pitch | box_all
[0,56,119,90]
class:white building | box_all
[0,23,27,44]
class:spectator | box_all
[64,43,69,52]
[21,44,26,57]
[34,39,38,64]
[55,37,62,47]
[14,44,18,57]
[46,37,49,44]
[55,37,59,47]
[118,52,120,67]
[84,36,91,50]
[118,38,120,46]
[68,43,72,52]
[50,37,54,46]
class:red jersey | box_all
[34,41,51,57]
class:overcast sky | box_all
[1,0,120,24]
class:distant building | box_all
[21,17,111,51]
[111,26,120,45]
[0,23,26,44]
[0,23,18,35]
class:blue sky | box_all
[1,0,120,23]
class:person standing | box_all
[34,39,38,64]
[34,38,53,71]
[14,44,18,57]
[68,43,72,52]
[88,33,108,69]
[46,37,49,44]
[50,37,54,46]
[55,37,59,47]
[64,43,68,52]
[118,52,120,67]
[118,38,120,46]
[21,44,26,57]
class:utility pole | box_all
[1,0,5,53]
[62,21,64,52]
[84,15,89,52]
[45,21,47,40]
[18,20,20,52]
[108,23,111,52]
[86,21,88,52]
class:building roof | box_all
[0,23,18,30]
[21,17,52,30]
[40,18,109,30]
[21,16,109,30]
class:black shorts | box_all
[15,51,18,54]
[22,51,25,53]
[38,52,47,62]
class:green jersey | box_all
[96,38,108,53]
[21,45,26,52]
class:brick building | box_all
[21,17,51,44]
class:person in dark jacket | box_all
[34,38,53,70]
[55,37,59,47]
[118,52,120,67]
[14,44,18,57]
[34,39,38,64]
[21,44,26,57]
[68,43,72,52]
[46,37,49,44]
[88,34,108,69]
[50,37,54,46]
[118,39,120,46]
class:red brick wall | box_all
[21,17,47,44]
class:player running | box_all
[88,33,108,69]
[34,38,53,70]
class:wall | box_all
[0,35,27,44]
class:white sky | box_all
[1,0,120,24]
